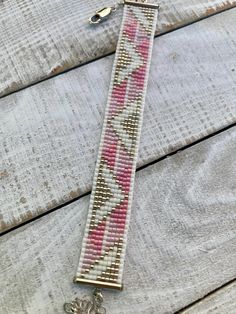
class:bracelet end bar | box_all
[74,277,123,291]
[123,0,160,9]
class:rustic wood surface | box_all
[182,281,236,313]
[0,0,235,96]
[1,127,236,313]
[1,9,236,233]
[1,1,235,312]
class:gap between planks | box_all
[1,120,236,238]
[176,277,236,313]
[0,4,235,101]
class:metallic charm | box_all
[64,289,106,314]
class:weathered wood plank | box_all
[1,127,236,313]
[0,0,235,96]
[182,281,236,314]
[1,9,236,233]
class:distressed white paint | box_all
[0,9,236,232]
[0,0,235,96]
[0,127,236,313]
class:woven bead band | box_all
[75,2,158,290]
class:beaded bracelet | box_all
[64,1,159,312]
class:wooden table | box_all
[0,0,236,313]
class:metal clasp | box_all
[89,7,116,24]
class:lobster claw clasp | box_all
[89,7,116,24]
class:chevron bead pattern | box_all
[75,3,158,289]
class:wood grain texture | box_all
[182,281,236,314]
[1,127,236,313]
[0,0,235,96]
[1,9,236,233]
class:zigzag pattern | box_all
[76,3,158,289]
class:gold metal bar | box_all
[74,277,123,290]
[124,0,159,9]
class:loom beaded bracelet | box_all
[64,1,159,312]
